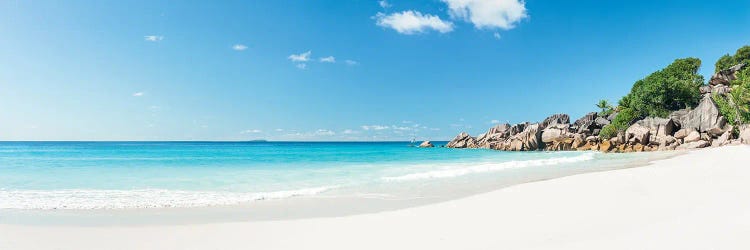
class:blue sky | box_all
[1,0,749,141]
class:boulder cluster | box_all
[447,63,750,152]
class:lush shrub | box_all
[619,58,704,118]
[599,108,639,139]
[714,45,750,126]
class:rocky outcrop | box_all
[476,123,511,148]
[670,95,727,134]
[446,132,478,148]
[625,123,650,145]
[507,123,544,151]
[684,130,701,143]
[676,140,710,150]
[740,124,750,144]
[572,112,600,135]
[635,117,676,145]
[710,63,747,86]
[541,113,570,128]
[418,141,434,148]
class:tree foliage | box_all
[713,45,750,126]
[619,58,704,118]
[599,108,638,140]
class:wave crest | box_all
[0,186,336,210]
[383,153,595,181]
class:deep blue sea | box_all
[0,141,671,210]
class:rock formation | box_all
[419,141,434,148]
[446,62,750,152]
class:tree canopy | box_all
[619,58,704,118]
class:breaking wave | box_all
[382,153,595,181]
[0,186,336,210]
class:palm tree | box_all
[597,99,612,114]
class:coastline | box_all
[4,146,748,249]
[1,150,681,226]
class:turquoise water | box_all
[0,142,665,210]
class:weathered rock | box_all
[476,123,511,148]
[625,123,650,145]
[712,85,732,96]
[710,63,746,86]
[740,124,750,144]
[599,140,613,152]
[684,131,701,143]
[676,140,710,150]
[711,131,732,147]
[507,123,544,151]
[594,117,610,126]
[546,138,574,151]
[541,124,570,143]
[673,128,693,140]
[699,85,713,94]
[541,114,570,128]
[633,143,645,152]
[670,95,726,133]
[571,134,586,149]
[573,112,599,134]
[418,141,434,148]
[585,136,599,142]
[635,117,676,144]
[446,132,478,148]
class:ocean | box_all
[0,141,675,211]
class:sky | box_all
[1,0,749,141]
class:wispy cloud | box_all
[296,63,307,69]
[342,129,359,134]
[361,125,390,130]
[319,56,336,63]
[375,11,454,34]
[275,128,284,132]
[232,44,248,51]
[315,129,336,136]
[132,92,145,97]
[288,51,312,62]
[491,119,500,124]
[240,129,262,134]
[378,0,392,8]
[441,0,528,30]
[493,32,501,39]
[345,59,359,65]
[144,35,164,42]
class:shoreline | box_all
[2,145,747,249]
[0,150,683,227]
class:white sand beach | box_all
[2,145,749,250]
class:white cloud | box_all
[375,11,454,34]
[361,125,390,130]
[315,129,336,136]
[342,129,360,134]
[378,0,392,8]
[241,129,262,134]
[296,63,307,69]
[232,44,248,51]
[491,119,500,124]
[441,0,527,30]
[288,51,312,62]
[275,128,284,132]
[319,56,336,63]
[345,59,358,65]
[391,125,412,131]
[144,35,164,42]
[493,32,501,39]
[132,92,144,97]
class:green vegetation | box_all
[599,108,638,139]
[596,99,614,116]
[713,46,750,126]
[619,58,704,118]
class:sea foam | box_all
[0,186,336,210]
[382,153,595,181]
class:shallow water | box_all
[0,141,680,224]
